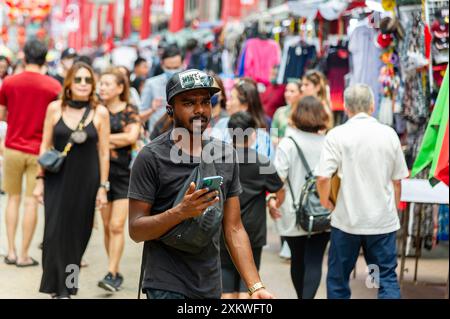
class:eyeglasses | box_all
[74,76,93,85]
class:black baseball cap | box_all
[61,48,77,60]
[166,69,221,105]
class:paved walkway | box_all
[0,195,448,299]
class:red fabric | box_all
[0,72,61,155]
[97,5,103,46]
[106,3,116,51]
[424,24,432,59]
[140,0,151,39]
[123,0,132,39]
[221,0,241,21]
[169,0,185,33]
[260,84,287,119]
[435,123,449,185]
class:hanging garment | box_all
[348,25,384,111]
[324,45,349,111]
[244,38,281,84]
[283,43,317,84]
[379,96,394,126]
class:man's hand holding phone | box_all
[175,182,219,220]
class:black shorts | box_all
[221,247,262,294]
[108,172,130,202]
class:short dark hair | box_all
[291,96,329,133]
[24,39,48,66]
[162,45,182,61]
[134,57,147,68]
[74,55,93,66]
[228,111,257,146]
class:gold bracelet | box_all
[248,282,265,296]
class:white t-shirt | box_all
[316,113,409,235]
[274,127,325,237]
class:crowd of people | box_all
[0,37,408,300]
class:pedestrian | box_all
[0,55,11,86]
[209,73,228,127]
[268,96,331,299]
[221,111,283,299]
[301,70,334,129]
[34,61,110,299]
[52,48,77,85]
[128,69,274,299]
[211,79,274,160]
[132,57,149,81]
[117,65,141,107]
[98,68,141,292]
[0,39,62,267]
[140,45,184,135]
[316,84,409,299]
[271,80,303,146]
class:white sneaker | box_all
[279,241,291,259]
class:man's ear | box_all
[166,105,174,117]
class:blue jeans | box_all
[145,288,186,299]
[327,227,401,299]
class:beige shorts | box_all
[2,147,39,197]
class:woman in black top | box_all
[34,62,110,299]
[97,67,141,292]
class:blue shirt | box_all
[210,117,275,161]
[140,73,169,134]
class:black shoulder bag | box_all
[286,136,331,238]
[137,140,224,298]
[38,106,91,173]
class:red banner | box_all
[169,0,185,33]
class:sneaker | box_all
[98,273,122,292]
[115,273,124,289]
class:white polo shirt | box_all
[316,113,409,235]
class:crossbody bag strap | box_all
[137,241,148,299]
[61,106,91,156]
[287,136,312,176]
[286,137,312,209]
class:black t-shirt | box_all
[109,104,140,175]
[220,147,283,266]
[128,130,242,299]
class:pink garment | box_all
[244,38,281,84]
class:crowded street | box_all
[0,0,448,302]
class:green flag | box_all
[411,66,449,185]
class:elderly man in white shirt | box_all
[316,84,409,299]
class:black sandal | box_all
[16,257,39,268]
[4,256,17,265]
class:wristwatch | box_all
[100,181,110,192]
[248,282,266,296]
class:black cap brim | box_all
[168,86,221,105]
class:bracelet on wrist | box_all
[248,282,265,296]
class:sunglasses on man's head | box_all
[74,76,93,84]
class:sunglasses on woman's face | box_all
[74,76,93,84]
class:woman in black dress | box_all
[34,62,110,299]
[97,68,140,292]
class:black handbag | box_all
[286,136,331,237]
[38,106,91,173]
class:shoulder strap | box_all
[77,106,92,130]
[287,136,312,176]
[137,241,148,299]
[61,106,92,156]
[286,136,312,210]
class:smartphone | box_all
[199,176,223,191]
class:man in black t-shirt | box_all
[221,112,284,299]
[128,69,274,299]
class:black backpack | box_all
[286,137,331,237]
